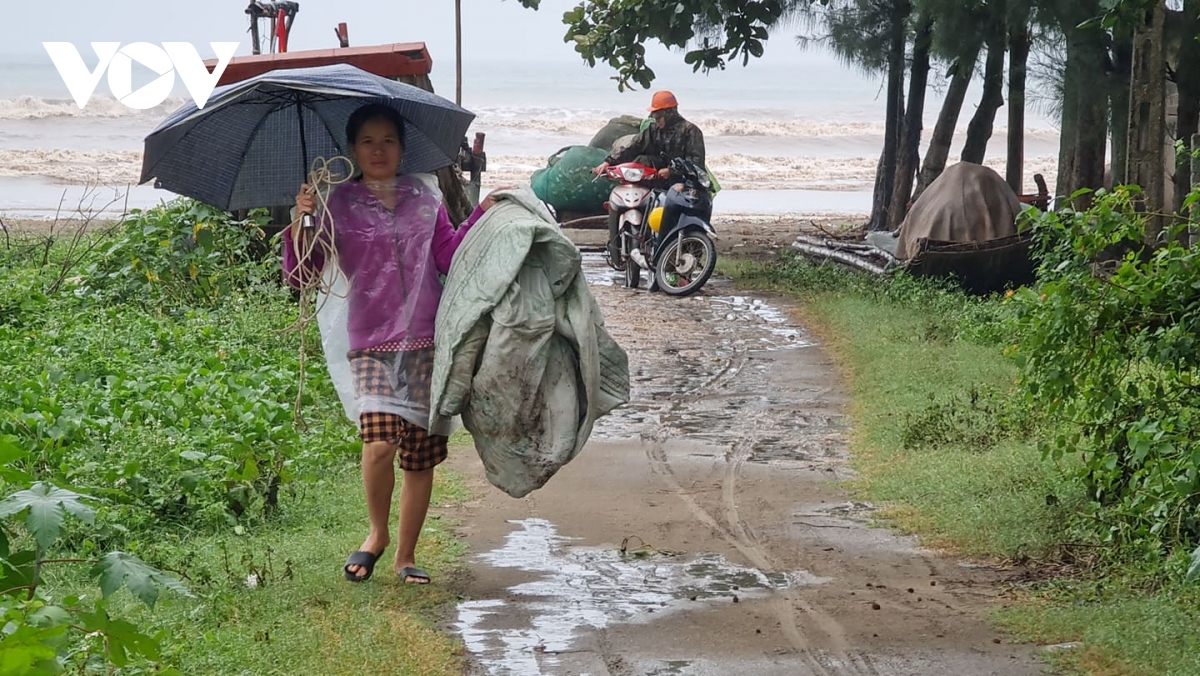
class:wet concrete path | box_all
[443,255,1044,676]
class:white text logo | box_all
[43,42,240,110]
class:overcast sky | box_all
[1,0,884,113]
[0,0,819,66]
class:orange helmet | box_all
[648,91,678,112]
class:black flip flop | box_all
[343,550,384,582]
[398,566,431,585]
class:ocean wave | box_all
[0,149,143,184]
[473,111,1061,140]
[483,153,1060,194]
[0,96,1062,142]
[0,96,190,120]
[0,148,1059,196]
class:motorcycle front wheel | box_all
[624,256,641,289]
[623,233,642,289]
[654,232,716,297]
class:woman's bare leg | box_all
[395,467,435,583]
[347,440,398,579]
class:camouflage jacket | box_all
[605,113,706,171]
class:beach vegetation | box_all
[0,201,471,674]
[721,184,1200,675]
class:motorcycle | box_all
[601,157,718,297]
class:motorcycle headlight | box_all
[700,175,711,189]
[620,167,646,182]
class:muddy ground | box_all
[563,217,861,257]
[440,253,1046,676]
[0,215,861,256]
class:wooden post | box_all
[1191,133,1200,246]
[455,0,463,106]
[248,2,262,55]
[1127,0,1168,244]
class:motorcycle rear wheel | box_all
[654,232,716,297]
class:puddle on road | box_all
[581,256,847,467]
[708,295,807,344]
[456,518,828,676]
[581,251,617,286]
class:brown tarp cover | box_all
[895,162,1022,261]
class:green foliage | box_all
[0,202,355,672]
[0,303,341,534]
[92,552,192,609]
[84,199,275,306]
[0,483,96,550]
[1009,186,1200,569]
[518,0,816,90]
[0,480,189,674]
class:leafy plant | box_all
[1009,186,1200,569]
[0,480,190,674]
[85,199,275,306]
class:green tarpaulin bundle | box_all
[530,145,615,215]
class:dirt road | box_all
[442,255,1043,675]
[460,251,1047,675]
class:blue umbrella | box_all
[139,63,475,212]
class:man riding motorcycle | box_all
[593,91,707,262]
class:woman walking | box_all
[283,102,498,584]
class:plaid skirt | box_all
[348,347,448,472]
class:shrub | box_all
[1009,186,1200,571]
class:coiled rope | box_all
[282,155,355,428]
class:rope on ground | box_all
[278,155,355,429]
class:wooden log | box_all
[791,241,889,276]
[794,236,899,265]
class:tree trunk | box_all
[868,0,912,231]
[1171,0,1200,215]
[961,30,1007,164]
[1174,92,1200,214]
[916,46,979,198]
[1055,23,1109,208]
[1056,41,1080,202]
[889,14,934,229]
[1191,132,1200,245]
[1109,32,1135,187]
[1075,67,1110,199]
[1006,22,1031,195]
[1128,0,1168,242]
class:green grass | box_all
[53,458,474,676]
[0,221,480,675]
[799,293,1076,559]
[720,255,1200,676]
[997,584,1200,676]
